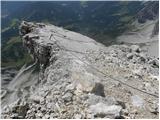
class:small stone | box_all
[36,112,43,118]
[2,106,10,113]
[62,92,73,102]
[122,109,129,116]
[41,107,47,113]
[150,107,159,115]
[32,108,37,112]
[44,114,50,119]
[65,84,75,92]
[131,95,144,107]
[114,82,121,87]
[30,95,40,104]
[87,113,94,119]
[10,113,18,119]
[148,59,159,67]
[27,110,32,114]
[89,103,122,118]
[18,116,24,119]
[127,53,134,59]
[46,103,54,109]
[139,53,146,62]
[52,91,60,95]
[40,97,45,105]
[74,114,82,119]
[50,113,58,118]
[130,45,141,53]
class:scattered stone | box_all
[10,113,18,119]
[150,107,159,115]
[30,95,45,104]
[46,103,54,109]
[122,109,129,116]
[62,92,73,102]
[89,103,122,118]
[74,114,82,119]
[65,83,75,92]
[130,45,141,53]
[41,107,47,113]
[35,112,43,118]
[127,53,134,59]
[148,59,159,67]
[44,114,50,119]
[131,95,144,107]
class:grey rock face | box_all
[20,21,52,67]
[2,21,158,119]
[137,1,159,23]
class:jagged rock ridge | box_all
[1,21,159,119]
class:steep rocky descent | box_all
[117,1,159,58]
[1,21,159,119]
[117,19,159,58]
[137,1,159,23]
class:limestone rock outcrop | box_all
[1,21,159,119]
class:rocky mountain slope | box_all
[1,21,159,119]
[117,1,159,58]
[1,1,149,68]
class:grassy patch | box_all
[1,54,33,69]
[1,36,33,69]
[119,16,133,23]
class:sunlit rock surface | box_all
[1,21,159,119]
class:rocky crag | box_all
[137,1,159,23]
[1,21,159,119]
[117,1,159,58]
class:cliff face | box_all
[152,21,159,36]
[137,1,159,23]
[1,21,159,119]
[117,1,159,58]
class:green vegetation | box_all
[80,1,88,8]
[1,54,33,69]
[1,18,33,69]
[11,18,19,27]
[119,16,133,23]
[3,36,21,51]
[2,27,10,33]
[1,36,33,69]
[2,18,19,33]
